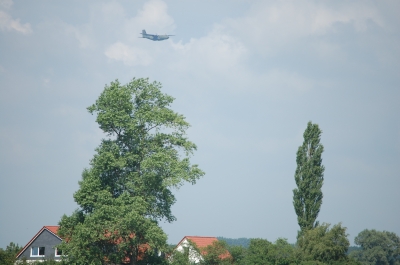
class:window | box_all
[31,247,45,257]
[55,248,62,257]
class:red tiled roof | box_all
[182,236,218,248]
[44,226,59,235]
[176,236,231,260]
[16,226,61,259]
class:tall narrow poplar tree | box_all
[293,121,324,235]
[58,78,204,265]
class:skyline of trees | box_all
[3,81,397,265]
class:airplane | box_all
[139,29,173,41]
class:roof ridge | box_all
[185,236,217,238]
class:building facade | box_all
[16,226,62,263]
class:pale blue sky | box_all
[1,0,399,249]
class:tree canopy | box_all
[58,78,204,265]
[244,238,272,265]
[297,223,350,263]
[293,121,325,235]
[350,229,400,265]
[0,242,21,265]
[201,240,233,265]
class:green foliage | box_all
[58,78,204,264]
[298,261,326,265]
[293,121,325,235]
[244,238,272,265]
[59,197,167,264]
[169,248,194,265]
[297,223,350,263]
[349,229,400,265]
[200,240,233,265]
[297,257,359,264]
[348,246,362,255]
[267,238,296,265]
[242,238,296,265]
[169,240,199,265]
[0,242,22,265]
[83,78,204,221]
[228,245,247,265]
[135,249,169,265]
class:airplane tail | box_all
[142,30,146,35]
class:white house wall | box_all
[176,238,203,264]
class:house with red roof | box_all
[16,226,62,262]
[15,227,228,264]
[174,236,231,264]
[15,226,153,264]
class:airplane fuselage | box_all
[142,34,169,41]
[140,30,172,41]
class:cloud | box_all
[103,0,175,66]
[103,0,388,98]
[105,42,152,66]
[166,24,318,97]
[0,0,32,34]
[0,0,13,9]
[222,1,385,55]
[120,0,175,43]
[65,24,92,48]
[310,3,384,32]
[133,0,174,32]
[170,25,248,74]
[0,10,32,34]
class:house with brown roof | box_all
[174,236,230,264]
[15,226,62,263]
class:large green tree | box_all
[227,245,247,265]
[58,78,204,265]
[293,121,325,235]
[266,238,296,265]
[242,238,296,265]
[349,229,400,265]
[297,223,350,263]
[244,238,271,265]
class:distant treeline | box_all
[218,237,362,254]
[347,246,362,254]
[217,237,251,248]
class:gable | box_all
[174,236,220,263]
[175,236,231,263]
[16,227,62,259]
